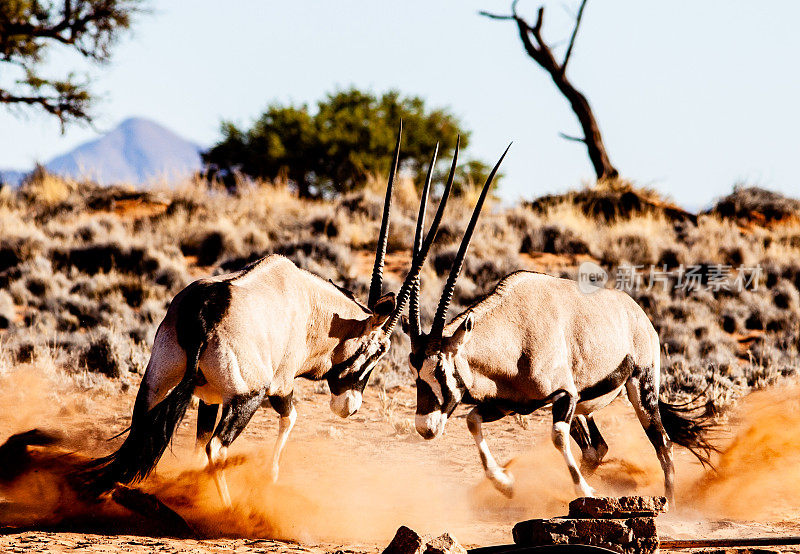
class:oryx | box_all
[81,126,459,505]
[402,160,716,506]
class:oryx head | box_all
[327,124,455,418]
[401,144,510,438]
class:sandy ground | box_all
[3,369,800,552]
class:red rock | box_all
[383,527,467,554]
[425,532,467,554]
[513,516,658,554]
[568,496,668,519]
[383,526,425,554]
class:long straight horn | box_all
[382,137,460,336]
[368,121,402,308]
[409,143,438,337]
[429,143,511,338]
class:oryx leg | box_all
[625,369,675,506]
[267,392,296,483]
[570,415,609,474]
[196,400,219,452]
[466,404,514,498]
[206,390,267,507]
[552,392,595,498]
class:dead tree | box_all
[481,0,619,180]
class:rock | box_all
[568,496,668,519]
[513,517,658,554]
[383,527,467,554]
[383,526,425,554]
[425,532,467,554]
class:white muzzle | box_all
[416,411,448,439]
[330,390,363,418]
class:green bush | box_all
[203,88,492,197]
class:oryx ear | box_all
[400,315,411,335]
[373,292,396,317]
[448,312,474,351]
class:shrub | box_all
[202,88,476,198]
[520,225,590,256]
[0,290,14,329]
[705,186,800,226]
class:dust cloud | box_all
[694,382,800,520]
[3,365,800,543]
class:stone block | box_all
[513,516,658,554]
[568,496,668,519]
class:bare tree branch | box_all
[561,0,588,73]
[559,132,586,143]
[482,1,619,180]
[478,11,515,21]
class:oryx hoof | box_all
[489,470,515,498]
[576,483,596,498]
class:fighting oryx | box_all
[402,162,716,506]
[81,125,459,505]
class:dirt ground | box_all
[3,370,800,553]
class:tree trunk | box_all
[482,3,620,181]
[551,74,618,180]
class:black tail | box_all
[77,348,200,496]
[659,399,720,468]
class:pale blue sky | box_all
[1,1,798,208]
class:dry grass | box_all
[0,172,798,406]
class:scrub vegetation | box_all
[1,171,798,404]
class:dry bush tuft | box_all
[705,185,800,227]
[1,175,798,405]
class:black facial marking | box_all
[568,465,582,484]
[435,361,458,416]
[268,391,294,417]
[579,354,635,402]
[327,341,384,395]
[415,378,439,416]
[175,280,232,354]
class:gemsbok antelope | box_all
[402,164,717,506]
[81,125,459,505]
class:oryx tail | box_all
[80,364,196,495]
[79,282,218,494]
[659,399,719,468]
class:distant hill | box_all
[1,117,203,187]
[0,169,25,187]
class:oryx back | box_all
[450,271,659,405]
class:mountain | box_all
[0,169,25,187]
[39,117,202,185]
